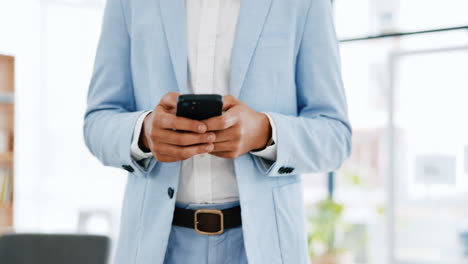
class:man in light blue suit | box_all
[84,0,351,262]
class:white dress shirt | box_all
[131,0,277,204]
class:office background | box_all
[1,0,468,263]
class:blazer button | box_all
[278,167,287,174]
[167,187,174,199]
[122,165,135,173]
[278,166,294,174]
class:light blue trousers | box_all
[163,200,248,264]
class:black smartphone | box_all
[176,94,223,120]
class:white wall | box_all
[35,1,127,237]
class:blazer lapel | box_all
[159,0,189,94]
[229,0,273,98]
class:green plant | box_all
[307,198,344,258]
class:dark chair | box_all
[0,233,110,264]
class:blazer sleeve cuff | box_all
[252,112,295,177]
[119,110,157,175]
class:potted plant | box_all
[307,198,352,264]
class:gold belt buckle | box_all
[194,209,224,236]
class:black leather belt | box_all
[172,206,242,235]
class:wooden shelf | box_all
[0,103,14,131]
[0,54,15,232]
[0,152,13,165]
[0,93,14,104]
[0,55,14,93]
[0,205,13,233]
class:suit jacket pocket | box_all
[272,180,309,264]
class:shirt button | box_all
[167,187,174,199]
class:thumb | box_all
[159,92,180,113]
[222,95,240,111]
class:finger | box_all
[211,141,238,152]
[159,92,180,112]
[210,151,238,159]
[157,112,207,133]
[154,104,175,117]
[213,126,241,143]
[156,143,214,159]
[153,153,180,163]
[222,95,239,111]
[203,111,239,131]
[157,130,216,146]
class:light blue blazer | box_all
[84,0,352,262]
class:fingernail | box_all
[207,134,214,141]
[205,144,213,152]
[198,124,205,132]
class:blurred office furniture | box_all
[390,44,468,264]
[334,22,468,264]
[0,54,14,234]
[460,231,468,256]
[0,233,110,264]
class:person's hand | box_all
[203,95,272,159]
[139,92,216,162]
